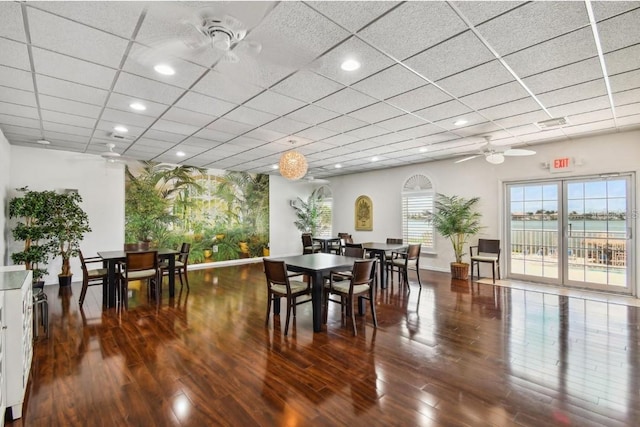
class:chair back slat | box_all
[386,238,403,244]
[406,243,421,260]
[179,243,191,264]
[343,246,365,258]
[263,259,288,285]
[126,251,158,271]
[301,233,313,247]
[478,239,500,256]
[351,259,375,285]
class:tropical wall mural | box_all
[125,162,269,264]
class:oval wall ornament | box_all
[355,195,373,231]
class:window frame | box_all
[401,175,435,253]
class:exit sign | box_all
[550,157,573,173]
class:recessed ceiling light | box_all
[129,102,146,111]
[114,125,128,133]
[154,64,175,76]
[454,119,468,126]
[271,164,279,170]
[334,164,342,169]
[419,147,428,153]
[341,59,360,71]
[371,156,379,162]
[176,151,186,157]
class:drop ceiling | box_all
[0,1,639,178]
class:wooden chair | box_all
[301,233,321,254]
[161,243,190,290]
[389,243,422,290]
[470,239,501,284]
[118,250,161,308]
[324,258,377,336]
[78,250,108,307]
[263,258,312,336]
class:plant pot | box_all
[263,248,270,257]
[58,274,73,287]
[450,262,469,280]
[138,241,150,250]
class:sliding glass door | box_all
[507,174,634,293]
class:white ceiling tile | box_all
[106,92,168,117]
[367,132,410,145]
[609,69,640,93]
[101,108,156,128]
[138,129,183,143]
[0,102,39,119]
[286,104,340,125]
[0,2,26,41]
[537,79,608,107]
[297,141,339,154]
[191,70,264,104]
[113,72,184,105]
[270,70,343,103]
[406,31,495,82]
[426,112,487,131]
[307,1,398,32]
[548,95,611,117]
[194,128,235,143]
[161,107,216,128]
[614,88,640,106]
[207,118,255,135]
[359,2,467,60]
[95,120,145,137]
[563,119,616,136]
[244,127,287,142]
[504,27,598,78]
[224,106,278,127]
[310,37,395,86]
[437,60,515,98]
[476,1,589,56]
[28,8,129,67]
[35,75,107,105]
[617,113,640,129]
[494,110,551,129]
[214,54,295,90]
[597,8,640,53]
[451,122,501,138]
[376,114,428,132]
[29,1,145,38]
[0,66,34,92]
[604,45,640,75]
[0,38,30,70]
[320,115,369,133]
[123,43,208,89]
[1,126,41,137]
[39,95,102,118]
[315,88,377,114]
[0,114,41,129]
[451,2,525,26]
[345,125,390,139]
[32,48,117,89]
[385,84,453,112]
[40,110,96,128]
[413,100,473,123]
[396,123,444,139]
[150,119,199,136]
[130,137,175,150]
[179,137,223,149]
[523,58,603,94]
[294,126,338,141]
[322,134,359,146]
[175,91,237,117]
[348,102,404,124]
[0,87,37,108]
[229,136,266,149]
[565,108,613,125]
[42,121,93,136]
[43,130,92,144]
[592,2,640,21]
[459,81,530,110]
[479,98,542,121]
[352,65,427,100]
[244,91,307,116]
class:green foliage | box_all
[46,191,91,276]
[247,233,269,257]
[430,193,483,264]
[292,188,324,236]
[9,188,57,281]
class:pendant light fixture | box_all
[278,140,308,180]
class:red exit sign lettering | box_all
[550,157,573,173]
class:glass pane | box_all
[567,182,583,199]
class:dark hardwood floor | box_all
[8,262,640,426]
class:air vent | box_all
[535,117,569,129]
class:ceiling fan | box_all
[454,137,536,165]
[100,143,130,163]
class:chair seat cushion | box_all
[390,259,416,267]
[331,282,370,295]
[87,268,107,278]
[271,281,308,295]
[471,256,498,262]
[123,269,157,280]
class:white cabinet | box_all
[0,269,33,420]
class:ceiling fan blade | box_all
[504,148,536,156]
[454,154,481,164]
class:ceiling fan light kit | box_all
[485,153,505,165]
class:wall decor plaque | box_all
[355,195,373,231]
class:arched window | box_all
[316,185,333,238]
[402,174,434,251]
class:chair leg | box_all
[79,278,88,306]
[183,267,190,290]
[350,297,357,336]
[323,290,329,324]
[265,294,272,326]
[415,267,422,288]
[284,298,293,336]
[369,292,378,328]
[492,263,496,284]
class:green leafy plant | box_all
[431,193,483,264]
[46,191,92,277]
[292,188,324,236]
[8,188,56,281]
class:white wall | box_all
[8,146,125,285]
[329,130,640,293]
[0,130,11,265]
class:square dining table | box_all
[361,242,407,289]
[98,248,179,308]
[271,253,360,332]
[312,237,341,253]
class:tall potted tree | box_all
[46,191,91,286]
[431,193,483,280]
[291,188,323,236]
[9,188,56,283]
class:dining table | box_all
[312,237,341,253]
[97,248,179,308]
[361,242,407,289]
[271,253,360,332]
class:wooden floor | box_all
[8,262,640,426]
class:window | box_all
[317,186,333,238]
[402,174,434,251]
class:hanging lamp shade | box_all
[279,150,308,180]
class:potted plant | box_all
[46,191,91,286]
[431,193,483,280]
[291,188,324,236]
[9,188,56,283]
